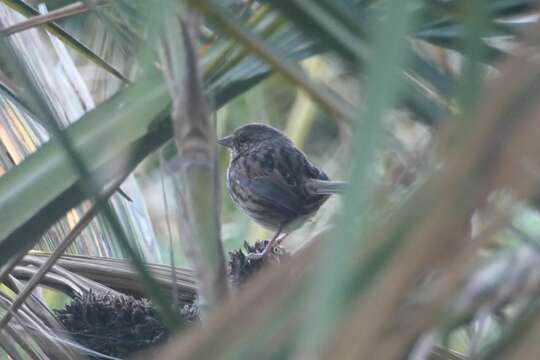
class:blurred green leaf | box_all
[0,68,170,266]
[300,0,420,352]
[192,0,357,124]
[267,0,535,125]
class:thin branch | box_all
[0,0,128,82]
[0,0,107,37]
[160,9,229,316]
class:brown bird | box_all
[218,123,346,259]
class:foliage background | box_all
[0,0,540,359]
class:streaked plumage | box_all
[218,123,344,258]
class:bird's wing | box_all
[235,172,302,217]
[237,143,308,216]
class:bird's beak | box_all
[217,134,234,148]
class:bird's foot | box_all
[246,252,264,260]
[247,242,281,262]
[247,247,270,261]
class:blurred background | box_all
[1,0,540,359]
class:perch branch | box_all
[160,8,229,317]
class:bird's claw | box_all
[247,251,265,261]
[247,244,284,262]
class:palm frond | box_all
[1,0,540,358]
[1,0,128,82]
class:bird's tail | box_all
[306,179,348,195]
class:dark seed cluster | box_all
[55,292,181,359]
[56,241,288,358]
[183,240,288,317]
[228,240,288,286]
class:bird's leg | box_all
[248,225,284,261]
[275,232,290,246]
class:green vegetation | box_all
[0,0,540,359]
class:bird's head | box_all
[218,123,287,154]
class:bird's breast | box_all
[225,148,330,232]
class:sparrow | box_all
[218,123,346,259]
